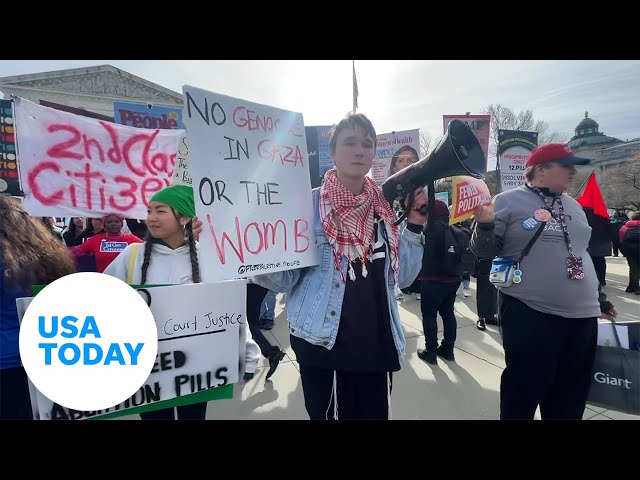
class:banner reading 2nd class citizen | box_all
[182,86,318,282]
[15,97,182,219]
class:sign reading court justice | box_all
[182,86,318,282]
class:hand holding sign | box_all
[450,176,492,225]
[473,204,495,224]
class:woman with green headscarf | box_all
[104,185,260,420]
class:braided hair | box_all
[140,208,200,285]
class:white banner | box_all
[172,133,192,186]
[15,97,183,219]
[499,146,530,191]
[182,85,318,282]
[22,281,245,420]
[368,128,420,185]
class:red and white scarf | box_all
[319,167,400,283]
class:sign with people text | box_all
[182,86,319,282]
[14,97,183,219]
[114,101,183,130]
[449,176,492,225]
[22,281,244,420]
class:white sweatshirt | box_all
[104,241,260,374]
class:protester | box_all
[62,217,86,247]
[471,143,617,420]
[0,197,76,419]
[105,184,260,420]
[609,210,626,257]
[619,211,640,295]
[253,112,427,420]
[71,213,142,273]
[417,200,471,364]
[246,284,286,380]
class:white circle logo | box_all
[19,272,158,412]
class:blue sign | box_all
[114,101,182,129]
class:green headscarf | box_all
[150,185,195,218]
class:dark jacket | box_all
[584,208,612,258]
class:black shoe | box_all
[259,317,274,330]
[476,318,487,331]
[417,348,437,365]
[266,349,285,380]
[436,345,455,362]
[485,316,500,326]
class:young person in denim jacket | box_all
[253,113,427,420]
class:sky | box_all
[1,60,638,170]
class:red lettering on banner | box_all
[46,125,83,160]
[257,140,304,167]
[294,219,309,252]
[233,106,279,133]
[28,162,65,205]
[205,215,307,264]
[26,120,176,214]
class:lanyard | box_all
[526,184,576,257]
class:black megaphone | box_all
[381,119,486,222]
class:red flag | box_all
[576,172,608,219]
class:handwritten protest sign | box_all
[368,129,420,185]
[182,86,318,282]
[172,133,192,186]
[15,97,183,219]
[449,176,492,225]
[20,281,245,420]
[498,130,538,191]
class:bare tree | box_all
[420,131,437,158]
[598,156,640,210]
[568,156,640,211]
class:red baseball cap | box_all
[526,143,590,168]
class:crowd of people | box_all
[1,111,636,421]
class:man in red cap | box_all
[470,143,617,420]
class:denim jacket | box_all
[253,188,424,362]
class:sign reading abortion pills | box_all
[19,272,158,412]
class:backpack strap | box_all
[127,243,142,285]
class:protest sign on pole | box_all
[182,86,318,282]
[14,97,183,219]
[498,130,538,191]
[21,281,245,420]
[449,176,492,225]
[443,114,491,175]
[114,101,183,130]
[305,125,333,188]
[368,129,420,185]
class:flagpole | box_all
[352,60,358,113]
[576,169,596,197]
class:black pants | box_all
[140,402,208,420]
[246,283,281,359]
[626,254,639,290]
[499,293,597,420]
[591,256,607,285]
[420,280,460,352]
[299,366,392,420]
[476,273,497,320]
[0,366,33,420]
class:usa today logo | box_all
[19,273,158,412]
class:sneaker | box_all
[476,318,487,331]
[259,317,274,330]
[413,293,421,301]
[436,345,455,362]
[417,348,437,365]
[463,288,471,297]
